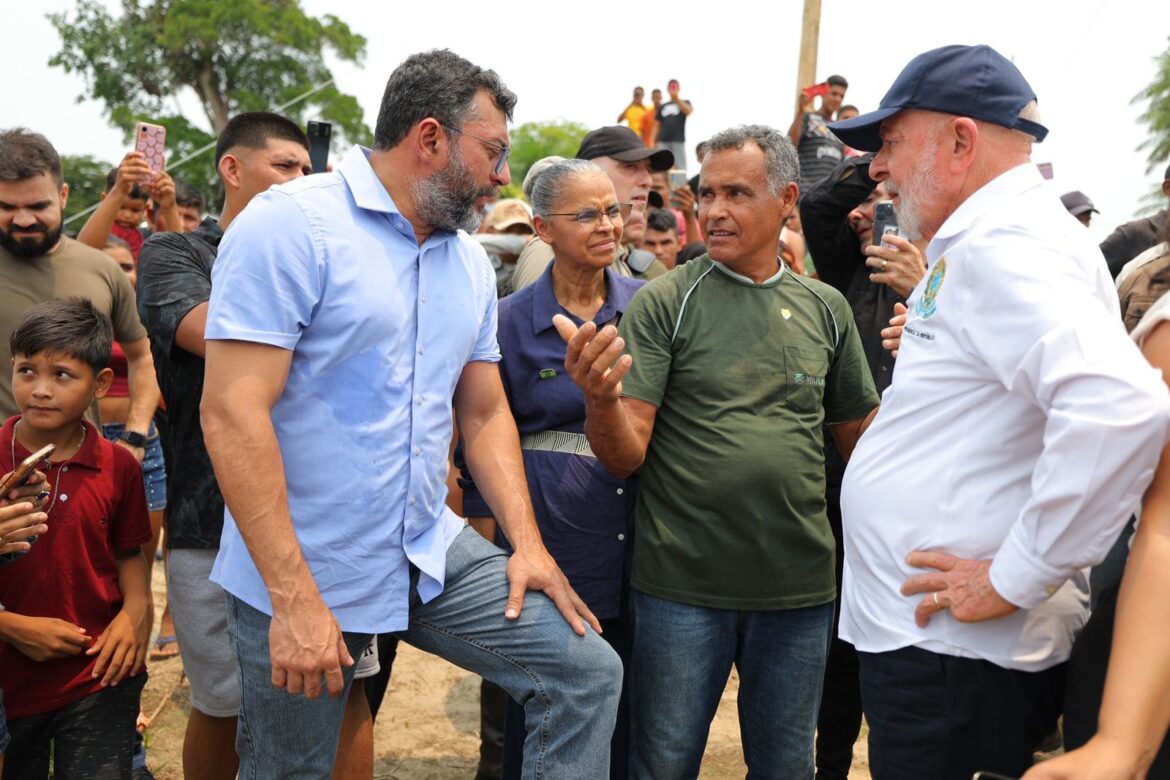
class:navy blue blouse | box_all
[461,262,643,620]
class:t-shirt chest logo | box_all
[914,255,947,320]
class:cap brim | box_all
[828,107,902,152]
[610,146,675,171]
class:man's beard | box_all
[410,144,495,233]
[0,220,62,258]
[888,160,942,242]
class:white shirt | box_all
[840,164,1170,671]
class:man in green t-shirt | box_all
[555,125,880,778]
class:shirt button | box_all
[616,488,624,495]
[415,395,423,405]
[418,346,425,355]
[617,533,625,541]
[409,497,417,506]
[62,466,69,473]
[414,447,422,456]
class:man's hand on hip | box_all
[901,551,1019,628]
[505,545,602,638]
[268,597,354,698]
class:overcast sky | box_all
[6,0,1169,242]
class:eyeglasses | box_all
[546,202,634,228]
[439,123,510,176]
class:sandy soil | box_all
[141,566,872,779]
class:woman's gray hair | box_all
[526,158,604,217]
[522,156,566,202]
[704,124,800,195]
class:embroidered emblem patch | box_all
[914,255,947,320]
[539,368,557,380]
[781,308,792,320]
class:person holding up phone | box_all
[788,74,849,191]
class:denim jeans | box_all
[629,591,834,779]
[228,526,622,779]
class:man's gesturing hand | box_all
[901,551,1019,628]
[552,314,632,404]
[506,545,602,637]
[268,598,354,699]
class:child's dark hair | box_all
[9,298,114,374]
[105,167,149,200]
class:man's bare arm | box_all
[201,339,352,698]
[174,302,209,357]
[827,405,880,462]
[119,337,161,461]
[453,360,600,636]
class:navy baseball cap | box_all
[829,45,1049,152]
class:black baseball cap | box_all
[829,45,1049,152]
[576,126,674,171]
[1060,191,1098,217]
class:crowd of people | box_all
[1,41,1169,780]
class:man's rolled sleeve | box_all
[964,238,1170,607]
[206,190,321,349]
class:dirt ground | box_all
[140,567,872,779]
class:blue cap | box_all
[828,45,1048,152]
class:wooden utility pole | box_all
[795,0,822,113]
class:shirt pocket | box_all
[783,345,830,412]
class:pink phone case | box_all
[134,122,167,176]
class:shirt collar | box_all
[929,163,1044,253]
[711,259,786,287]
[530,261,638,336]
[4,416,103,472]
[339,146,457,247]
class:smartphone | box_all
[972,773,1017,780]
[0,443,55,497]
[307,121,332,174]
[872,200,900,246]
[803,82,830,99]
[134,122,167,179]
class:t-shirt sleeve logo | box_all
[913,255,947,320]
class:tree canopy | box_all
[1135,35,1170,176]
[501,119,591,200]
[60,154,114,226]
[48,0,370,207]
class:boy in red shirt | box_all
[0,298,152,778]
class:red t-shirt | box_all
[0,416,152,718]
[111,222,144,261]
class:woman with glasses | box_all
[459,158,642,779]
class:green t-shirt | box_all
[620,256,879,610]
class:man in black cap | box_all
[1099,162,1170,277]
[829,44,1170,778]
[510,126,672,290]
[1060,190,1099,227]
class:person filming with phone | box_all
[788,74,849,191]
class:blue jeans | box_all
[630,591,833,779]
[228,526,621,779]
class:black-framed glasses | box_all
[438,123,510,176]
[546,202,634,228]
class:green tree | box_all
[501,119,590,200]
[59,154,114,226]
[48,0,370,210]
[1136,35,1170,175]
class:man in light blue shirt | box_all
[201,49,621,778]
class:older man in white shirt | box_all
[829,45,1170,780]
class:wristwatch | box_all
[120,430,148,448]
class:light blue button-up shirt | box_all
[206,147,500,633]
